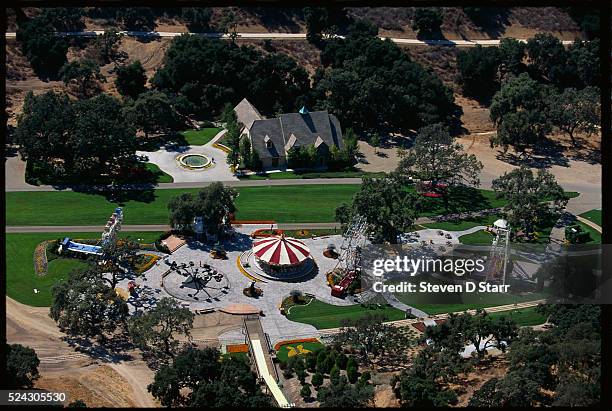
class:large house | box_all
[233,98,344,169]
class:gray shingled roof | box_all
[249,118,284,159]
[248,108,344,160]
[233,98,263,130]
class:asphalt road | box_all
[4,30,578,47]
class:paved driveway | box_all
[138,143,238,183]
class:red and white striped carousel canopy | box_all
[252,235,311,266]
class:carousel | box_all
[243,235,315,280]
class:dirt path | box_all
[6,297,158,407]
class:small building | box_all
[233,98,344,169]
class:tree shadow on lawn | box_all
[136,132,192,152]
[420,186,494,216]
[66,185,157,205]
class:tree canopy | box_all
[167,183,238,235]
[16,16,69,79]
[60,59,105,98]
[314,28,458,133]
[489,73,553,152]
[335,176,419,244]
[152,35,310,118]
[148,347,272,407]
[470,305,601,407]
[332,313,415,368]
[6,343,40,388]
[492,166,568,234]
[411,8,443,37]
[50,267,128,339]
[115,60,148,99]
[15,91,138,182]
[549,86,600,145]
[128,297,194,360]
[396,123,482,193]
[123,90,185,137]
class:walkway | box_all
[382,292,428,318]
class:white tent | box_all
[493,219,509,229]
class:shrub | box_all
[312,372,324,388]
[330,365,340,385]
[347,357,359,383]
[296,369,307,384]
[336,352,348,370]
[300,383,312,399]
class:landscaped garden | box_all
[285,298,405,329]
[487,306,547,327]
[275,339,325,363]
[180,127,222,146]
[458,229,495,245]
[145,162,174,183]
[6,231,163,306]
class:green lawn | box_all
[423,215,498,231]
[6,231,163,306]
[181,128,222,145]
[145,163,174,183]
[394,275,547,316]
[458,229,495,245]
[488,307,547,326]
[6,185,361,226]
[579,209,602,227]
[286,298,405,329]
[276,341,325,363]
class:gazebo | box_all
[251,235,312,278]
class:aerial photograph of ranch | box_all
[4,4,605,408]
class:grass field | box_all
[458,229,495,245]
[145,163,174,183]
[394,275,547,315]
[422,215,498,231]
[6,185,361,226]
[286,298,405,329]
[5,185,579,228]
[276,341,325,363]
[181,128,222,145]
[488,307,547,326]
[6,231,163,307]
[579,209,602,227]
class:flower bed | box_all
[212,142,231,153]
[33,240,52,276]
[227,343,249,353]
[251,228,284,238]
[274,338,320,351]
[133,253,161,274]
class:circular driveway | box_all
[138,144,238,183]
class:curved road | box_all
[4,30,579,47]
